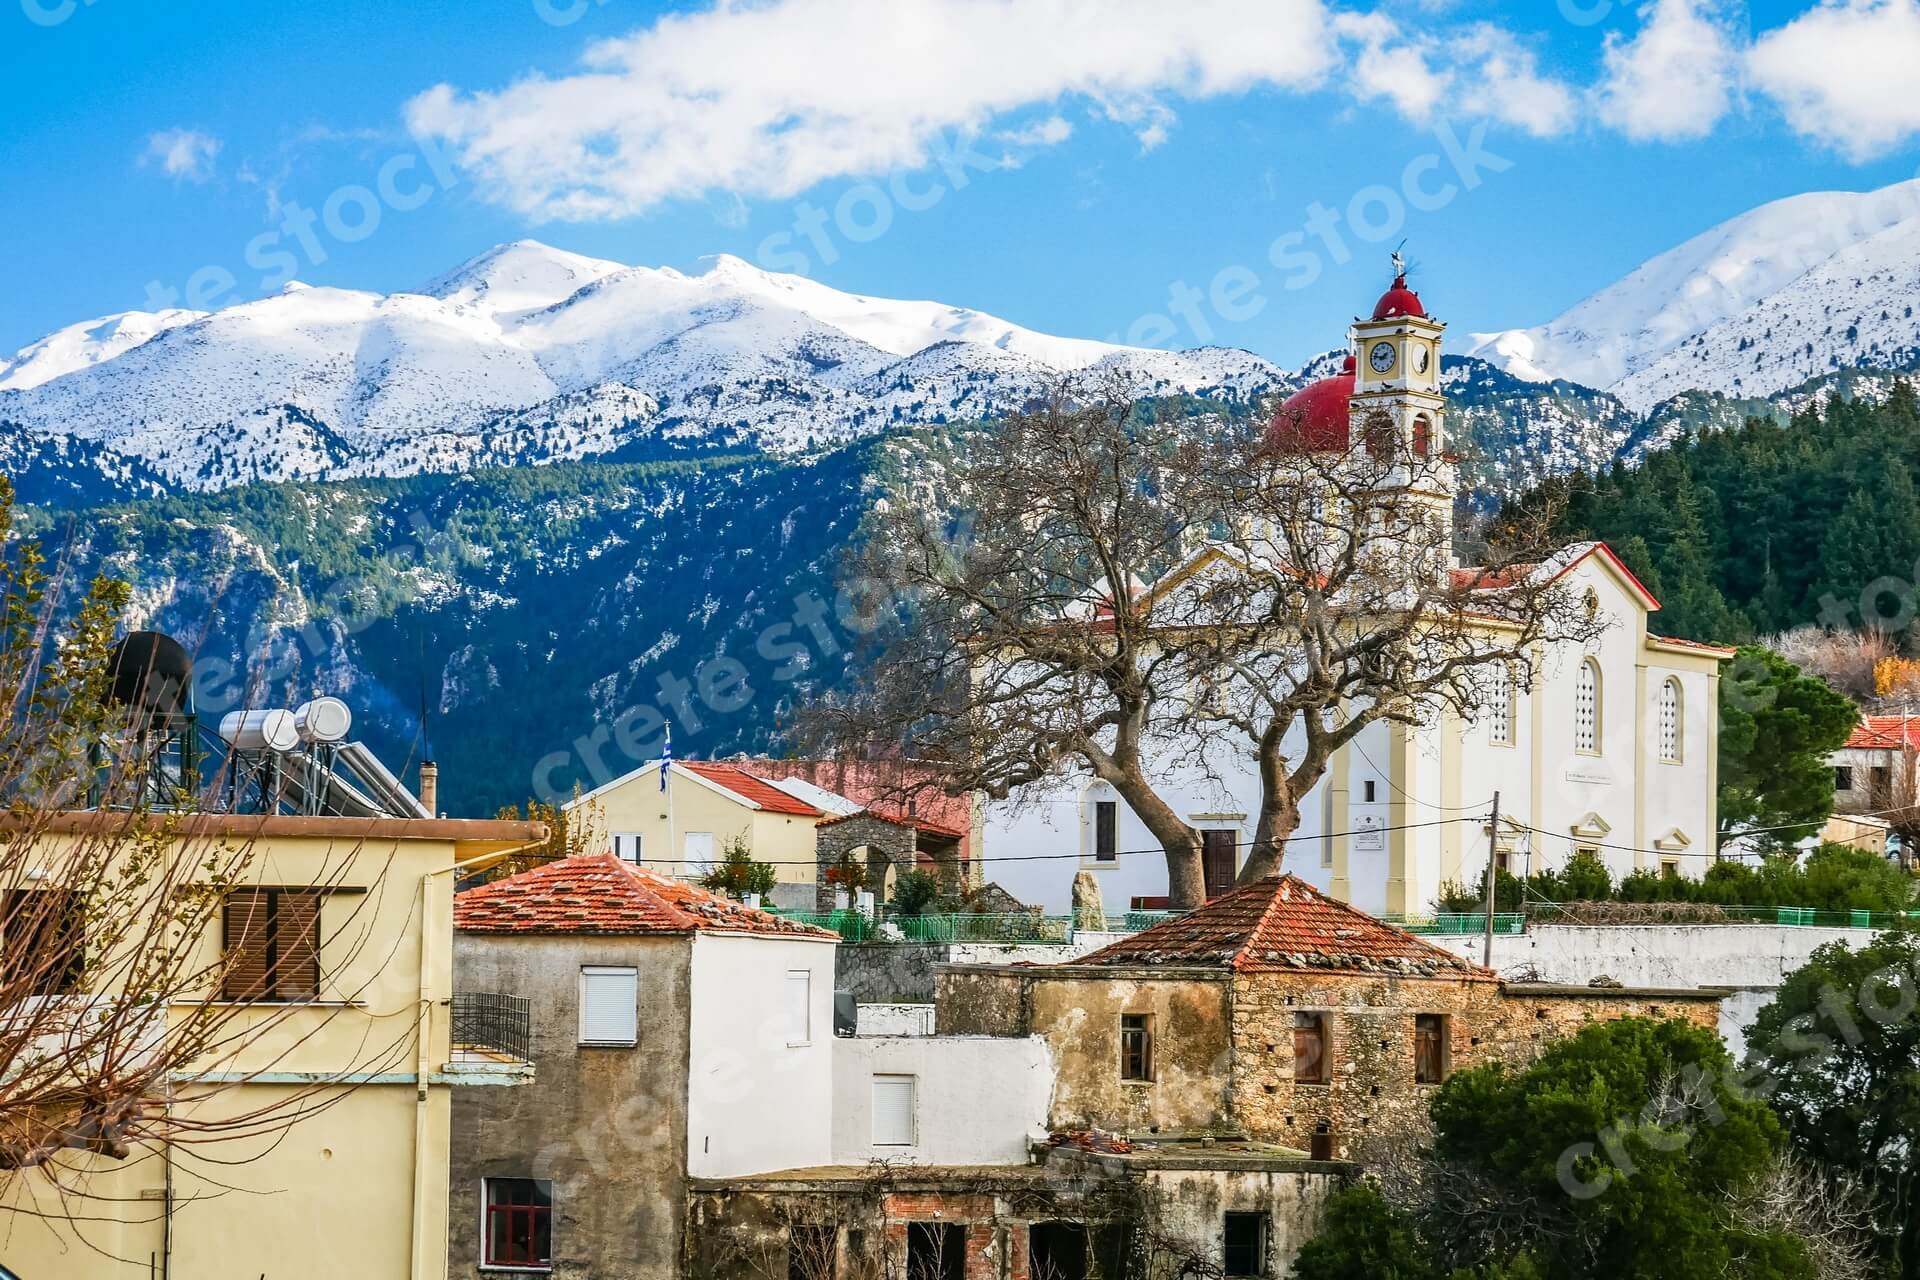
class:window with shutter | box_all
[1414,1014,1448,1084]
[1574,660,1601,754]
[612,832,644,862]
[222,889,320,1002]
[578,967,638,1046]
[1094,801,1117,862]
[1293,1012,1329,1083]
[1658,678,1682,763]
[872,1074,916,1146]
[2,889,84,996]
[1119,1014,1153,1082]
[787,971,812,1045]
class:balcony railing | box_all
[450,992,532,1064]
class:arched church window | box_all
[1575,659,1601,755]
[1659,677,1683,763]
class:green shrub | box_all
[889,870,942,916]
[699,839,777,900]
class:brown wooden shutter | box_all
[223,890,272,1000]
[1294,1012,1327,1083]
[273,892,321,1000]
[4,889,85,996]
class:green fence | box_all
[770,910,1073,944]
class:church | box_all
[983,268,1733,917]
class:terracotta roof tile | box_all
[454,854,837,939]
[1847,715,1920,751]
[681,762,823,816]
[1072,875,1495,980]
[814,808,967,839]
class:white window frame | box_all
[871,1073,918,1147]
[1574,659,1602,756]
[786,969,813,1047]
[578,966,639,1047]
[682,831,715,875]
[1658,678,1683,764]
[611,832,644,863]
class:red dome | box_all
[1371,274,1426,320]
[1270,354,1355,453]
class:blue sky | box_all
[4,0,1919,365]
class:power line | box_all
[626,813,1477,869]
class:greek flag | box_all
[660,722,672,791]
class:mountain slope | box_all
[0,243,1287,490]
[1469,177,1920,411]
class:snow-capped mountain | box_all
[1470,177,1920,412]
[0,242,1286,490]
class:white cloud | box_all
[142,129,223,182]
[996,115,1075,148]
[408,0,1345,220]
[1335,15,1576,137]
[1748,0,1920,160]
[1594,0,1739,142]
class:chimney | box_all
[419,761,439,817]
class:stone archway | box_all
[815,813,919,909]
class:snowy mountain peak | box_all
[0,241,1284,491]
[0,308,207,392]
[417,240,627,317]
[1469,176,1920,409]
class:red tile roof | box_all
[1846,715,1920,751]
[1649,634,1737,656]
[681,762,823,816]
[454,854,837,939]
[814,808,968,840]
[1073,875,1495,979]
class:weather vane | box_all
[1391,242,1407,279]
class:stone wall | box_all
[1226,972,1720,1161]
[936,966,1236,1136]
[940,963,1722,1164]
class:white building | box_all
[984,272,1733,916]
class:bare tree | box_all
[0,480,400,1250]
[810,383,1598,907]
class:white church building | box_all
[984,271,1733,917]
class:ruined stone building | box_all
[937,875,1723,1163]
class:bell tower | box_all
[1348,252,1453,546]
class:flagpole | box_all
[663,721,676,878]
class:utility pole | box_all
[1483,791,1502,969]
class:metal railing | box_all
[450,992,532,1062]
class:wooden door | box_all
[1202,829,1237,899]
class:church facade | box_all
[984,271,1732,917]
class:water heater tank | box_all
[293,697,352,744]
[219,709,299,753]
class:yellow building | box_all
[569,760,834,909]
[0,810,543,1280]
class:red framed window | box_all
[484,1178,552,1270]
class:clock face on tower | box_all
[1413,345,1430,375]
[1369,341,1397,374]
